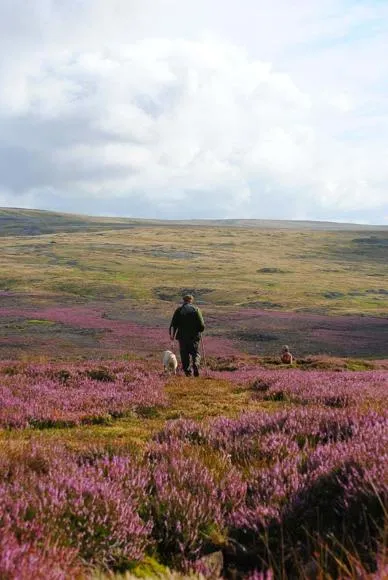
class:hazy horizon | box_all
[3,205,388,228]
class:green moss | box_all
[345,360,376,371]
[128,557,170,578]
[26,319,56,326]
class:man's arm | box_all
[169,308,180,339]
[196,308,205,333]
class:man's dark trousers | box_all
[179,337,201,376]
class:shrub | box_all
[86,367,116,382]
[0,533,82,580]
[146,442,224,564]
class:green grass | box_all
[0,210,387,315]
[0,374,280,451]
[2,351,383,452]
[26,319,56,326]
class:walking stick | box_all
[169,328,177,352]
[200,334,207,376]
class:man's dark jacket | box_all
[169,303,205,341]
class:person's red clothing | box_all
[281,352,293,364]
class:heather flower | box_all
[0,356,386,578]
[0,361,167,429]
[0,533,82,580]
[246,570,274,580]
[146,442,224,563]
[0,445,152,572]
[155,419,209,446]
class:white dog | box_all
[162,350,178,374]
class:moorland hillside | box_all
[0,209,387,579]
[0,207,387,359]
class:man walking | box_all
[169,294,205,377]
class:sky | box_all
[0,0,387,223]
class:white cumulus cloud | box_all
[0,0,387,223]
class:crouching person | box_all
[281,345,293,364]
[169,294,205,377]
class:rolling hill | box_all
[0,207,387,359]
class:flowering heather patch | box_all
[0,361,167,428]
[154,407,387,576]
[216,307,388,357]
[0,534,82,580]
[0,359,387,577]
[158,407,388,466]
[252,369,388,407]
[0,445,152,576]
[0,401,386,579]
[147,441,224,562]
[0,304,238,358]
[211,367,388,408]
[145,439,247,566]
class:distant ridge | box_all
[1,207,387,236]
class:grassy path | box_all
[0,374,278,452]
